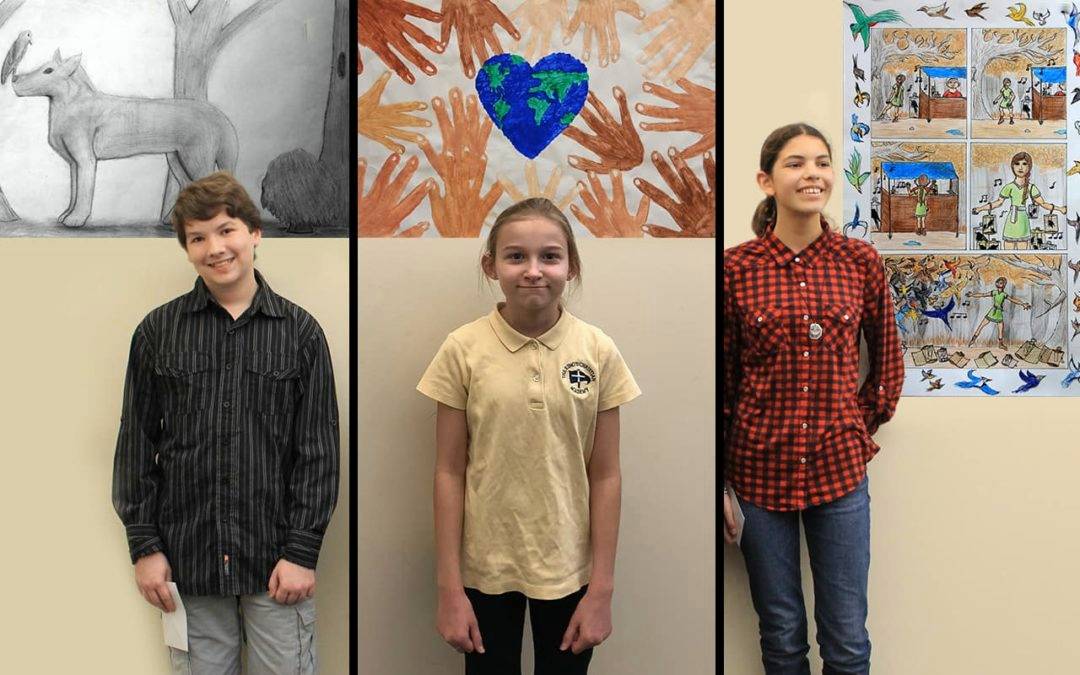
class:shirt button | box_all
[802,386,809,392]
[803,351,810,358]
[531,342,538,350]
[225,363,233,370]
[223,401,230,408]
[799,281,806,288]
[803,314,809,321]
[800,457,807,464]
[794,257,801,263]
[801,422,808,429]
[757,316,763,322]
[532,374,540,382]
[843,314,850,321]
[879,385,885,391]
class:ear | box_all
[58,54,81,77]
[756,170,775,198]
[481,253,498,280]
[52,49,61,63]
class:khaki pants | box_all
[168,594,317,674]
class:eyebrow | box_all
[782,155,831,161]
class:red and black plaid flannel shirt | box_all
[722,222,904,510]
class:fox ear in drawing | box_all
[57,54,81,77]
[51,48,60,63]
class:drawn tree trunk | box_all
[0,0,26,221]
[999,254,1067,344]
[870,30,956,119]
[971,30,1060,119]
[160,0,285,224]
[260,0,348,233]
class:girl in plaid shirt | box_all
[723,123,903,674]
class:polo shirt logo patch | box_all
[561,361,596,395]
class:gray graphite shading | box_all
[260,0,349,234]
[13,50,238,228]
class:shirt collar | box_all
[182,269,284,318]
[761,217,835,268]
[488,304,573,352]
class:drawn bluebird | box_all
[1061,358,1080,388]
[2,30,30,85]
[955,369,999,395]
[1012,369,1045,394]
[850,113,869,142]
[923,296,956,330]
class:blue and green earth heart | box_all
[475,52,589,159]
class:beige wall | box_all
[358,239,715,673]
[724,4,1080,673]
[0,239,349,672]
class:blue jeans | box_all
[739,477,871,675]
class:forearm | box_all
[587,472,621,595]
[434,469,467,592]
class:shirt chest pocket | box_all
[821,303,861,354]
[244,352,301,415]
[154,351,217,411]
[743,306,788,361]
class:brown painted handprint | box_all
[563,0,645,67]
[358,71,432,155]
[419,87,505,237]
[564,86,644,174]
[634,148,715,237]
[499,161,581,210]
[358,153,434,238]
[510,0,570,62]
[357,0,444,84]
[440,0,521,79]
[636,0,715,83]
[636,78,715,159]
[570,170,649,237]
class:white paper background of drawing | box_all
[841,0,1079,397]
[357,0,717,238]
[0,0,332,233]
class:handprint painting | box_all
[0,0,349,237]
[357,0,717,238]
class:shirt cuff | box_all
[126,524,165,564]
[282,529,324,569]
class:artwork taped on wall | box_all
[0,0,347,237]
[357,0,717,238]
[842,0,1080,395]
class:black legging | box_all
[464,585,593,675]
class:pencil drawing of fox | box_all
[13,50,238,227]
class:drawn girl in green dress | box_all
[971,151,1064,250]
[912,174,930,236]
[992,77,1015,125]
[879,73,906,123]
[966,276,1031,351]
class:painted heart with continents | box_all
[475,52,589,159]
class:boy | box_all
[112,171,339,673]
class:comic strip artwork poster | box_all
[357,0,717,238]
[843,1,1080,396]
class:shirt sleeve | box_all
[416,335,470,410]
[283,324,341,570]
[597,336,641,412]
[857,249,905,435]
[1031,184,1041,200]
[721,266,741,481]
[111,324,166,564]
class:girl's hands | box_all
[561,588,613,654]
[437,587,485,654]
[723,491,738,544]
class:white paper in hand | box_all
[162,582,188,652]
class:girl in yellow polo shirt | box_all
[418,197,641,675]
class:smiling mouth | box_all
[208,257,235,269]
[797,187,824,195]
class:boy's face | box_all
[183,209,261,294]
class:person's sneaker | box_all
[998,118,1005,125]
[1009,119,1015,125]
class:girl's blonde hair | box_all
[481,197,583,281]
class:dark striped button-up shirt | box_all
[112,271,339,596]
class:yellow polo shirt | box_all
[417,306,641,599]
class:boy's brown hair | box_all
[170,171,261,248]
